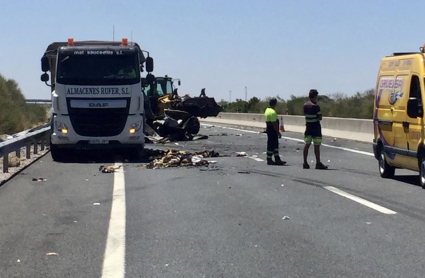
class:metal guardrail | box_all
[0,124,51,173]
[25,99,52,104]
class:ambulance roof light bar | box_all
[68,38,74,46]
[122,38,128,46]
[420,43,425,53]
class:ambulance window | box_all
[409,75,422,104]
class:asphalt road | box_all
[1,123,425,278]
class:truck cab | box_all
[41,38,154,160]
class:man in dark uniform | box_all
[303,89,328,169]
[264,98,286,165]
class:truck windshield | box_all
[57,51,140,85]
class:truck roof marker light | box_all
[129,128,136,134]
[122,38,128,46]
[68,38,74,46]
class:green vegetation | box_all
[218,89,375,119]
[0,73,47,134]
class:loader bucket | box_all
[173,97,222,118]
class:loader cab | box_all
[141,76,172,97]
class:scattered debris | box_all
[327,160,331,163]
[281,184,284,187]
[366,222,372,225]
[236,152,247,157]
[210,133,228,137]
[17,259,20,263]
[236,134,243,137]
[46,252,58,257]
[32,178,47,182]
[282,216,290,220]
[99,165,121,173]
[140,148,220,169]
[333,138,337,142]
[238,171,250,174]
[93,203,100,206]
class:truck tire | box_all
[133,145,145,160]
[378,148,395,178]
[50,144,65,162]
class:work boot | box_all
[315,162,328,170]
[267,158,276,165]
[303,163,310,169]
[274,156,286,166]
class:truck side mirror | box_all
[145,57,154,73]
[407,97,423,118]
[41,73,49,82]
[41,56,50,72]
[178,80,181,86]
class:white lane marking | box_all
[321,143,374,157]
[245,155,264,162]
[225,127,259,134]
[102,162,126,278]
[201,124,374,157]
[324,186,397,215]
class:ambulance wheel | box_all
[378,149,395,178]
[419,156,425,189]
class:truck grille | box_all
[67,98,130,137]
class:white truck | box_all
[41,38,154,161]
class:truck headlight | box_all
[55,121,69,134]
[129,121,142,134]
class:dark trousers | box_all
[266,127,279,159]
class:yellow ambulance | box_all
[373,45,425,187]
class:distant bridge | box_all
[26,99,52,104]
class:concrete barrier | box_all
[201,113,373,143]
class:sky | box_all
[1,0,425,102]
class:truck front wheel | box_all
[50,144,66,162]
[133,145,145,161]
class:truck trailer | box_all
[41,38,154,161]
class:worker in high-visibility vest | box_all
[303,89,328,169]
[264,98,286,165]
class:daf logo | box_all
[89,102,109,107]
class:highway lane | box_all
[1,124,425,277]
